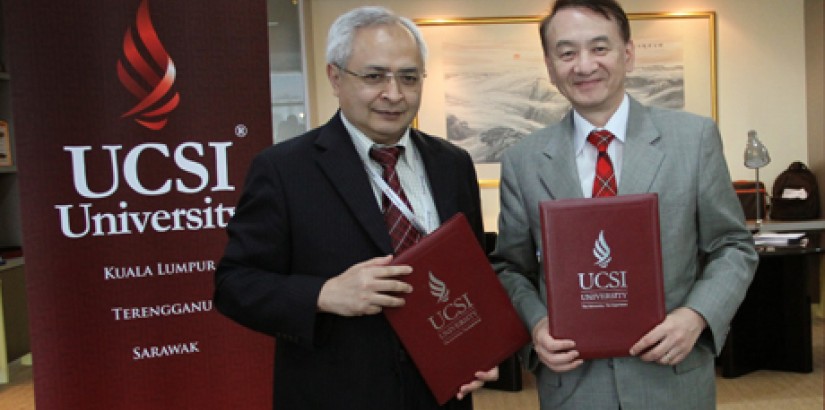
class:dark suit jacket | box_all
[214,113,483,410]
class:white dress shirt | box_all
[341,113,440,234]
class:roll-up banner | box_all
[4,1,274,408]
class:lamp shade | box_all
[744,130,771,169]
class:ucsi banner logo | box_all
[117,0,180,131]
[54,0,250,239]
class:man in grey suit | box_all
[492,0,758,408]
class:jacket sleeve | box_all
[213,150,326,348]
[490,147,548,370]
[683,118,759,354]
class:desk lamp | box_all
[744,130,771,230]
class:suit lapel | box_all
[537,114,585,199]
[314,114,393,254]
[619,98,665,195]
[411,130,456,223]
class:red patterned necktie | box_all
[587,130,618,197]
[369,146,422,254]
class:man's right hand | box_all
[317,255,413,316]
[532,317,583,372]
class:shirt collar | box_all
[340,112,413,167]
[572,94,630,154]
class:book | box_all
[384,213,530,405]
[539,193,665,359]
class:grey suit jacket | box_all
[493,97,758,409]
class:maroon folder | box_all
[385,213,530,405]
[539,193,665,359]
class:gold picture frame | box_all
[415,12,718,189]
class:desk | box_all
[719,229,820,378]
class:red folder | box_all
[385,213,530,405]
[539,193,665,359]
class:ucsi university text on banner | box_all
[4,1,274,408]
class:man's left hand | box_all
[629,307,707,365]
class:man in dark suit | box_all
[214,6,496,410]
[493,0,757,408]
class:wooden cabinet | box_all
[0,258,28,384]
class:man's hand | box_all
[532,317,583,372]
[317,255,413,316]
[629,307,707,365]
[456,367,499,400]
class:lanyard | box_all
[366,164,428,235]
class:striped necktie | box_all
[369,146,422,254]
[587,130,618,197]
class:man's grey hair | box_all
[326,6,428,68]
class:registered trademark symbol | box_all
[234,124,248,138]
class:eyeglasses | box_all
[335,64,425,88]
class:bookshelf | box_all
[0,4,22,252]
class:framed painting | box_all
[414,12,717,188]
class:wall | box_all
[305,0,812,231]
[805,0,825,315]
[807,0,824,206]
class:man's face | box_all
[543,7,634,124]
[328,23,424,145]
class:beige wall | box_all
[807,0,824,207]
[805,0,825,316]
[304,0,816,232]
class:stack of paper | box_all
[753,231,806,246]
